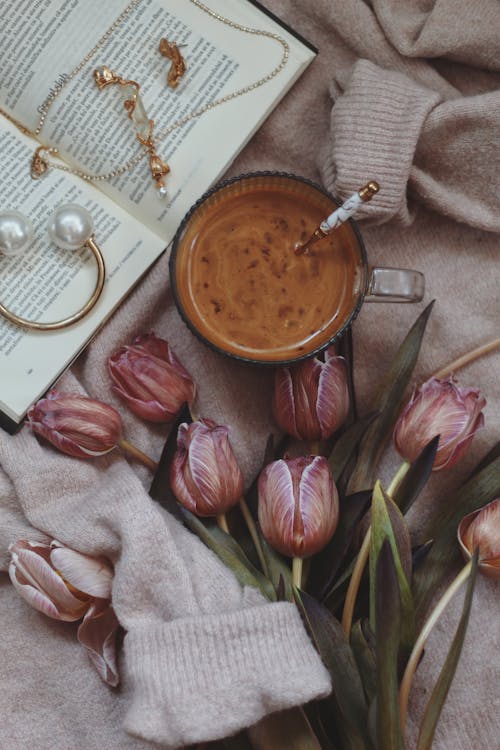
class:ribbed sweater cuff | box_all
[124,601,331,748]
[320,60,441,225]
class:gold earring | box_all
[0,205,105,331]
[159,39,187,89]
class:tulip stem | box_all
[342,528,371,635]
[432,337,500,380]
[239,497,269,576]
[399,559,473,732]
[118,439,158,472]
[292,557,303,589]
[341,460,411,636]
[217,513,230,534]
[387,460,411,497]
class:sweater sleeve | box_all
[0,396,330,748]
[319,59,500,233]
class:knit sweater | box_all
[1,1,499,749]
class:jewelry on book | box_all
[159,39,187,89]
[0,0,289,192]
[0,205,105,331]
[94,66,171,197]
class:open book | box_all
[0,0,316,432]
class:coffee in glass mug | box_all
[170,173,424,364]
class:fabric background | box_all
[1,0,499,748]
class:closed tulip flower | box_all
[28,391,123,459]
[108,333,195,422]
[170,419,244,517]
[258,455,339,560]
[393,376,485,471]
[9,540,119,685]
[273,347,349,442]
[458,498,500,580]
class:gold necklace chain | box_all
[1,0,289,183]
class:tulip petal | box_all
[77,601,120,687]
[10,548,88,618]
[28,393,122,458]
[133,332,172,361]
[108,335,194,423]
[273,368,298,437]
[394,377,486,470]
[50,545,113,599]
[293,359,323,441]
[8,562,67,620]
[258,460,296,556]
[298,457,339,557]
[188,428,227,512]
[316,356,349,439]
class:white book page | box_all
[0,120,165,423]
[0,0,315,237]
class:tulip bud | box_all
[9,540,119,685]
[170,419,244,516]
[258,456,339,558]
[393,376,485,471]
[28,391,123,459]
[108,332,195,422]
[273,347,349,442]
[458,498,500,580]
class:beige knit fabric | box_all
[1,1,499,748]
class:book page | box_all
[0,119,165,424]
[0,0,315,237]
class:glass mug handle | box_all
[365,267,425,303]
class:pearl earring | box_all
[0,204,105,332]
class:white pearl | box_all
[0,210,34,256]
[157,185,168,200]
[47,204,94,251]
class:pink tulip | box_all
[258,456,339,558]
[170,419,244,516]
[458,498,500,580]
[273,347,349,441]
[108,333,195,422]
[393,376,485,471]
[9,540,119,685]
[28,391,123,459]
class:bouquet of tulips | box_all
[10,304,500,750]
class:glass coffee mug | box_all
[169,173,424,365]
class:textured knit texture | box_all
[1,1,500,749]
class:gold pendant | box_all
[31,146,59,179]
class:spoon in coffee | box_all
[294,180,380,255]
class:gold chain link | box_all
[0,0,289,182]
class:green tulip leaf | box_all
[417,552,479,750]
[374,540,405,750]
[349,301,434,493]
[323,562,354,616]
[260,537,293,600]
[350,619,377,705]
[248,708,322,750]
[179,506,277,601]
[309,491,372,601]
[222,732,255,750]
[370,481,415,651]
[393,436,440,514]
[294,588,372,749]
[328,413,379,483]
[466,441,500,480]
[149,403,192,520]
[412,539,434,571]
[413,454,500,621]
